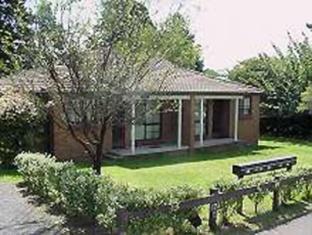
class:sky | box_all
[29,0,312,71]
[147,0,312,71]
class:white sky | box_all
[29,0,312,70]
[147,0,312,71]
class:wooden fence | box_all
[116,173,312,234]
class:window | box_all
[135,102,161,140]
[239,96,252,116]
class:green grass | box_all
[1,137,312,233]
[100,137,312,189]
[0,166,21,183]
[2,137,312,185]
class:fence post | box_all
[116,208,129,235]
[273,176,281,212]
[237,175,244,214]
[209,188,219,232]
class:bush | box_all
[16,152,312,233]
[261,114,312,138]
[0,89,46,166]
[15,153,203,233]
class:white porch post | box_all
[234,98,239,141]
[131,103,136,154]
[200,98,204,146]
[177,99,182,148]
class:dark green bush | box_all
[261,114,312,138]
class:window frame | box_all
[239,96,252,118]
[135,103,162,141]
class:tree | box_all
[228,40,311,117]
[204,68,220,77]
[14,0,180,175]
[0,0,32,76]
[159,13,203,71]
[298,84,312,114]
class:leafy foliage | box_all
[0,89,45,166]
[0,0,32,76]
[228,31,312,117]
[15,153,203,233]
[159,13,203,71]
[260,114,312,138]
[16,152,312,233]
[298,84,312,113]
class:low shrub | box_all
[15,153,312,233]
[15,153,203,233]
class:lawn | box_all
[1,137,312,187]
[101,137,312,189]
[1,137,312,233]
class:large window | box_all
[135,102,161,140]
[239,96,252,116]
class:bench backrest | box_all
[232,156,297,179]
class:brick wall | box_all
[53,124,112,161]
[237,95,260,144]
[51,94,260,160]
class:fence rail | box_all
[116,173,312,234]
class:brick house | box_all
[2,66,261,160]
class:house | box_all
[1,66,261,160]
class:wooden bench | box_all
[232,156,297,179]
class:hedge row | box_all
[261,114,312,138]
[14,153,202,234]
[15,153,312,233]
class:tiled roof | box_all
[0,63,261,95]
[160,67,261,94]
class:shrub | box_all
[15,153,203,233]
[59,168,101,218]
[15,153,312,233]
[15,153,74,201]
[260,114,312,138]
[0,89,45,166]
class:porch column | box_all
[189,95,196,152]
[177,98,182,148]
[131,103,136,154]
[234,98,239,141]
[207,100,214,139]
[200,98,204,146]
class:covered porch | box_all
[110,138,236,157]
[110,94,242,156]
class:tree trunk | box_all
[93,144,103,175]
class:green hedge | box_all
[15,153,202,234]
[15,153,312,233]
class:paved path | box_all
[257,213,312,235]
[0,183,63,235]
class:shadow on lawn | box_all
[217,201,312,235]
[0,165,20,179]
[101,144,280,170]
[262,136,312,147]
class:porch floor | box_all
[110,138,236,157]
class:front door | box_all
[212,100,230,138]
